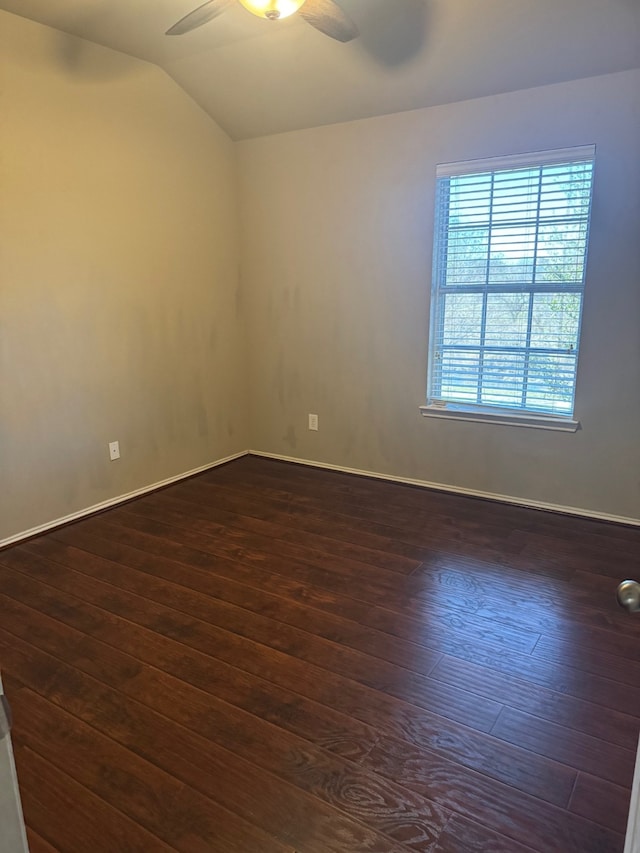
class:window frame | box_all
[421,145,595,432]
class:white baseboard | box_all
[0,450,249,549]
[3,447,637,549]
[248,450,640,528]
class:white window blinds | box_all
[427,146,595,418]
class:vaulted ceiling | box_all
[2,0,639,139]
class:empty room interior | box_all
[1,0,640,851]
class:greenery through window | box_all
[427,147,595,418]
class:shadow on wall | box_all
[4,3,142,82]
[53,33,139,81]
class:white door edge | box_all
[0,677,28,853]
[624,733,640,853]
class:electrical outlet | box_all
[308,413,319,431]
[108,440,120,461]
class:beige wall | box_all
[238,70,640,521]
[0,11,247,542]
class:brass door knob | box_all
[617,580,640,613]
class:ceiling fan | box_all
[166,0,359,43]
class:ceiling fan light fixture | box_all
[237,0,306,20]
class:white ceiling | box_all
[2,0,639,140]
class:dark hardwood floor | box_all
[2,454,640,852]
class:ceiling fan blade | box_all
[299,0,358,42]
[166,0,234,35]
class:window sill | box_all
[420,404,580,432]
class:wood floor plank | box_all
[427,814,538,853]
[3,636,426,853]
[13,740,174,853]
[429,654,640,750]
[370,726,576,808]
[362,736,624,853]
[569,773,632,835]
[24,828,60,853]
[491,706,636,788]
[574,570,640,608]
[11,688,294,853]
[429,643,640,718]
[532,627,640,674]
[511,526,640,568]
[408,560,639,640]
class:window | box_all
[424,146,595,430]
